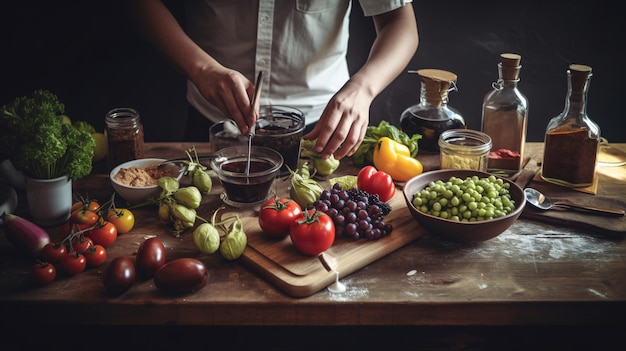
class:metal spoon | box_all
[246,71,263,176]
[524,187,625,217]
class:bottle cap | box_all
[500,53,521,81]
[417,69,457,107]
[568,64,592,101]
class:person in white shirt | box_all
[133,0,418,160]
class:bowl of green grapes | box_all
[402,169,526,243]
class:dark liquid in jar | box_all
[253,125,302,175]
[401,113,465,152]
[220,159,275,203]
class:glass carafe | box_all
[400,69,466,152]
[541,64,600,187]
[481,53,528,174]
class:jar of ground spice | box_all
[105,108,144,172]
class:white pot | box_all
[25,175,72,227]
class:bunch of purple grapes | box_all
[313,183,393,240]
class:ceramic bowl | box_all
[110,158,183,204]
[402,169,526,243]
[210,145,283,207]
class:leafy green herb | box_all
[352,120,422,167]
[0,90,95,180]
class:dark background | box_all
[1,1,622,143]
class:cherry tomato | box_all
[40,242,67,263]
[289,209,335,256]
[31,261,56,286]
[61,252,87,276]
[86,221,117,247]
[258,197,303,239]
[71,199,100,214]
[85,244,107,267]
[136,237,166,279]
[357,165,396,202]
[107,208,135,234]
[103,256,136,296]
[71,236,93,254]
[70,208,99,226]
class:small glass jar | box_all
[105,108,144,172]
[439,129,492,172]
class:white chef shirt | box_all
[185,0,412,125]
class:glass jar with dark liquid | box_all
[400,69,466,152]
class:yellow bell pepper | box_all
[373,137,423,182]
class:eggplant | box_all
[2,213,51,257]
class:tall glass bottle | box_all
[541,64,600,187]
[400,69,466,152]
[481,53,528,174]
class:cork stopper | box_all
[500,53,521,81]
[417,69,457,107]
[568,64,592,102]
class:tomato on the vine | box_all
[85,244,107,267]
[71,236,93,254]
[107,208,135,234]
[31,261,56,286]
[70,208,99,227]
[357,165,396,202]
[40,242,67,263]
[259,197,303,239]
[289,209,335,256]
[86,221,117,247]
[61,252,87,276]
[71,200,100,214]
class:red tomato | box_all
[40,242,67,263]
[357,166,396,202]
[70,208,99,226]
[85,244,107,267]
[258,198,303,239]
[61,252,87,276]
[71,200,100,214]
[289,209,335,256]
[107,208,135,234]
[71,236,93,254]
[86,221,117,247]
[135,237,166,279]
[31,262,56,286]
[103,256,136,296]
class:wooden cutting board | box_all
[240,182,425,298]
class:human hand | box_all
[304,82,372,160]
[192,67,257,134]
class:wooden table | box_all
[1,142,625,349]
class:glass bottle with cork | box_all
[105,107,145,172]
[481,53,528,174]
[541,64,600,187]
[400,69,466,152]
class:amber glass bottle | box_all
[541,64,600,187]
[400,69,466,152]
[481,53,528,174]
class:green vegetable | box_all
[352,120,422,168]
[72,121,96,134]
[0,90,95,180]
[184,146,212,194]
[300,139,340,176]
[219,215,247,260]
[174,186,202,209]
[193,222,221,254]
[289,162,324,209]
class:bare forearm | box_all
[350,5,419,97]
